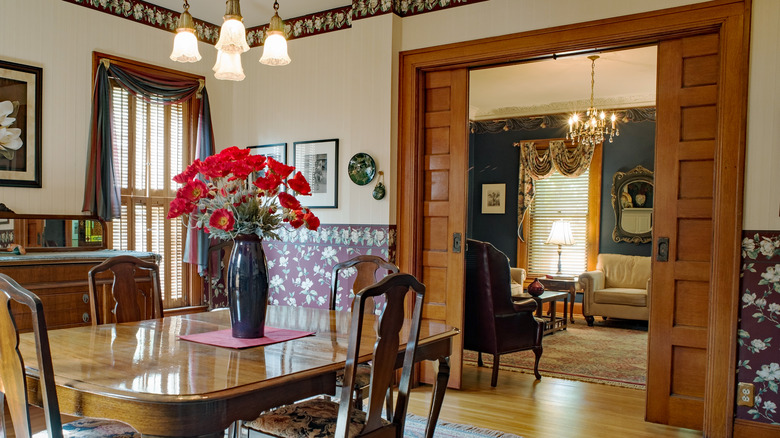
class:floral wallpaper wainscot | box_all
[206,224,396,313]
[738,230,780,424]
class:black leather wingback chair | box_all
[464,239,544,386]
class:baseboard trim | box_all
[734,419,780,438]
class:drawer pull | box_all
[83,294,90,303]
[82,312,90,323]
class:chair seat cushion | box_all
[33,418,139,438]
[593,288,647,307]
[335,362,371,389]
[245,398,387,438]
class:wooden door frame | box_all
[397,1,750,435]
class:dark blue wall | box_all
[599,121,655,256]
[468,120,655,267]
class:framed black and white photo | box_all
[481,183,506,214]
[247,143,287,164]
[293,139,338,208]
[0,59,42,188]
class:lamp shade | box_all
[170,29,201,63]
[216,18,250,54]
[259,32,291,66]
[213,50,245,81]
[546,220,575,246]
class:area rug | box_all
[404,414,523,437]
[463,320,648,389]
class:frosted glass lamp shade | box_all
[546,220,575,246]
[170,29,201,63]
[216,18,249,54]
[259,32,291,66]
[213,50,245,81]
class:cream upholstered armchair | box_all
[510,267,526,297]
[579,253,651,326]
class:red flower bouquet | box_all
[168,146,320,240]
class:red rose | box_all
[303,211,320,231]
[254,173,282,193]
[209,208,235,231]
[267,157,295,179]
[277,192,301,210]
[287,171,311,196]
[178,180,209,202]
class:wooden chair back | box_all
[335,273,425,437]
[330,255,399,311]
[88,255,163,324]
[0,274,64,438]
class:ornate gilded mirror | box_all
[611,165,653,244]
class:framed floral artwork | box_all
[482,183,506,214]
[293,139,338,208]
[0,59,42,188]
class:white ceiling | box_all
[150,0,350,28]
[469,46,658,120]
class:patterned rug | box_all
[405,414,523,437]
[463,319,648,389]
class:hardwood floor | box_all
[407,363,700,438]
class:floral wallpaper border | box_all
[60,0,220,44]
[206,224,397,312]
[61,0,489,47]
[738,230,780,424]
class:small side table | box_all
[539,277,579,323]
[515,290,568,335]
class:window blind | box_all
[528,169,590,277]
[109,82,189,309]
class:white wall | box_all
[1,0,777,231]
[744,0,780,230]
[222,15,395,226]
[0,0,227,215]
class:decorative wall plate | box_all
[347,153,376,186]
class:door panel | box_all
[647,32,720,431]
[419,69,468,387]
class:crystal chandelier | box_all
[567,55,619,147]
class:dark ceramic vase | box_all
[226,234,269,338]
[528,278,545,297]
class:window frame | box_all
[92,52,204,310]
[516,139,602,282]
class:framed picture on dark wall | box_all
[293,139,338,208]
[481,183,506,214]
[0,59,42,188]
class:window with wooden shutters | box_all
[109,80,189,308]
[527,169,590,277]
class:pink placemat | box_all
[179,327,315,349]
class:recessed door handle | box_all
[453,233,462,253]
[657,237,669,262]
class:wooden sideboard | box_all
[0,250,158,331]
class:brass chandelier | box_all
[170,0,291,81]
[567,55,619,147]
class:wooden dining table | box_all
[18,306,458,438]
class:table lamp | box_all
[546,219,575,276]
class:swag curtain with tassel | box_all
[82,58,214,272]
[515,140,595,241]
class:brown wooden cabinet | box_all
[0,250,157,331]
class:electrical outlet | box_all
[737,382,754,407]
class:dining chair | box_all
[244,272,426,438]
[87,255,163,325]
[0,273,140,438]
[330,255,399,415]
